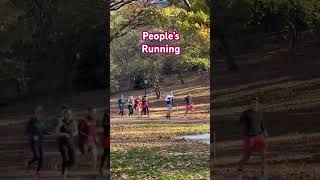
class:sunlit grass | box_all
[111,123,209,137]
[111,119,210,179]
[111,141,210,179]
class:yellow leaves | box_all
[197,27,210,40]
[161,6,183,17]
[184,10,209,26]
[194,23,201,29]
[197,11,210,25]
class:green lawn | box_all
[111,122,210,179]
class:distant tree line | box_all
[214,0,320,71]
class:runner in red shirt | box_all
[79,107,98,170]
[134,96,141,115]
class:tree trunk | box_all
[218,34,239,71]
[289,26,297,56]
[154,86,161,100]
[297,31,302,50]
[183,0,192,11]
[177,72,184,84]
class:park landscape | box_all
[110,0,210,179]
[0,0,211,179]
[212,1,320,179]
[213,38,320,180]
[0,74,210,180]
[110,74,210,179]
[2,0,320,180]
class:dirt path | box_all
[111,117,209,124]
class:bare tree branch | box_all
[110,8,149,41]
[110,0,138,11]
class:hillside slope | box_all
[213,39,320,179]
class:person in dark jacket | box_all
[184,93,194,119]
[25,106,47,175]
[47,105,68,134]
[56,109,78,177]
[238,97,268,179]
[118,95,125,117]
[141,95,150,118]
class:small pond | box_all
[179,134,210,144]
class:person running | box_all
[238,97,268,179]
[141,95,149,118]
[56,109,77,177]
[134,96,141,114]
[165,91,174,119]
[127,96,134,118]
[99,106,110,176]
[25,106,47,175]
[118,95,125,117]
[79,107,98,170]
[184,93,194,119]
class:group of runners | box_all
[25,105,110,178]
[117,91,194,119]
[118,95,150,118]
[23,94,267,179]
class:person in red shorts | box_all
[238,97,268,179]
[184,93,194,119]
